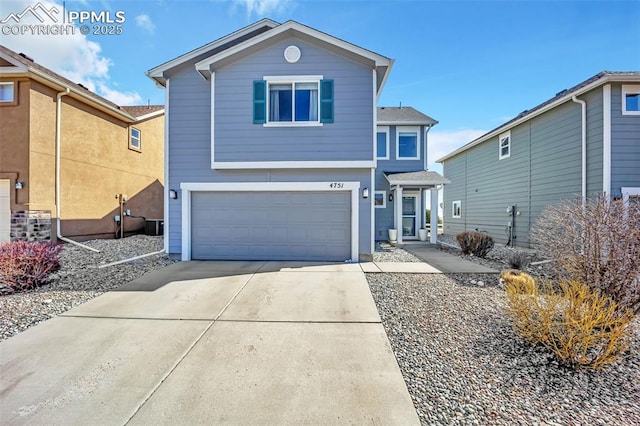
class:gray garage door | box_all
[191,191,351,261]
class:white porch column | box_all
[430,187,439,244]
[396,186,403,244]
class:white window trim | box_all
[374,190,386,208]
[263,75,323,127]
[0,81,15,103]
[621,85,640,116]
[499,130,511,159]
[396,126,420,160]
[452,200,462,218]
[180,182,360,262]
[376,126,389,160]
[130,127,141,151]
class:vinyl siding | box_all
[374,125,427,240]
[442,85,606,248]
[610,83,640,197]
[214,38,374,162]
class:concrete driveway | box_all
[0,261,419,425]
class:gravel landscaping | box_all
[367,273,640,425]
[374,241,423,263]
[0,235,176,341]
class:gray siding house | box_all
[437,72,640,247]
[148,19,446,261]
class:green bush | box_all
[456,231,494,257]
[503,271,633,369]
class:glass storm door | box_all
[402,194,418,238]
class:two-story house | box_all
[148,19,447,261]
[0,45,165,243]
[437,71,640,247]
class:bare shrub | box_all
[0,241,63,293]
[503,272,634,369]
[455,231,494,258]
[531,195,640,314]
[507,250,529,270]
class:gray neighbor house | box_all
[437,71,640,248]
[147,19,447,262]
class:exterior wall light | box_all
[362,188,369,199]
[169,189,178,199]
[388,193,394,202]
[15,182,24,189]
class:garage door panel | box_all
[191,191,351,261]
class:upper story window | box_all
[622,85,640,115]
[0,82,15,104]
[499,130,511,159]
[396,126,420,160]
[376,126,389,159]
[253,76,333,126]
[130,127,141,151]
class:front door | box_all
[402,193,419,239]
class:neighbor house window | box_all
[253,77,333,125]
[499,130,511,159]
[130,127,141,151]
[396,126,420,160]
[622,85,640,115]
[374,191,386,208]
[452,200,462,218]
[376,126,389,159]
[0,82,15,104]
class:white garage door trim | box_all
[0,179,10,242]
[180,182,360,262]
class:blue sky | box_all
[1,0,639,169]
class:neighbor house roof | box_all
[436,71,640,163]
[149,19,394,96]
[377,106,438,126]
[0,45,162,123]
[121,105,165,120]
[385,171,450,186]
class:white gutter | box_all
[572,95,587,205]
[98,249,165,268]
[55,88,100,252]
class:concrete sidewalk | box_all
[0,261,419,425]
[402,244,498,273]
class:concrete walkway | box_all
[401,244,498,273]
[0,261,419,425]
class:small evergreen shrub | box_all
[507,250,529,270]
[456,231,494,258]
[0,241,63,293]
[503,271,633,369]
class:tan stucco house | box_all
[0,45,164,242]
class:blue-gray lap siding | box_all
[214,38,374,162]
[610,83,640,197]
[164,40,376,257]
[443,86,605,247]
[374,125,427,240]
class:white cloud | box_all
[232,0,292,17]
[428,129,488,166]
[135,14,155,34]
[1,0,142,105]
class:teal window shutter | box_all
[320,79,334,123]
[253,80,266,124]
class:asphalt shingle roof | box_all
[385,170,450,186]
[377,106,437,125]
[120,105,164,117]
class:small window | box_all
[130,127,141,151]
[0,82,15,104]
[374,191,386,208]
[622,85,640,115]
[452,200,462,218]
[376,127,389,159]
[499,131,511,159]
[397,126,420,160]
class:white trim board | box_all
[179,181,360,262]
[212,161,376,169]
[603,84,611,196]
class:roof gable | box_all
[377,106,438,126]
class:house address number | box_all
[329,182,345,189]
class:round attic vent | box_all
[284,45,301,63]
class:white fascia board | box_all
[195,21,391,75]
[212,161,376,169]
[436,74,640,163]
[133,109,165,122]
[385,180,448,186]
[147,18,280,85]
[376,59,394,99]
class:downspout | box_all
[572,95,587,205]
[55,88,99,252]
[424,124,433,171]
